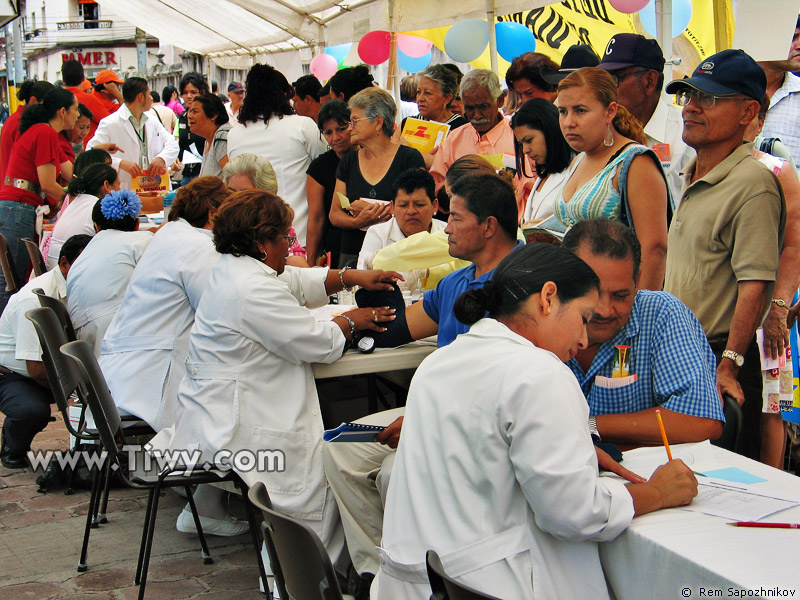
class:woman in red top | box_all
[0,87,79,311]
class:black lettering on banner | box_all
[526,8,547,33]
[545,13,570,49]
[593,0,614,24]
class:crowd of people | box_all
[0,21,798,599]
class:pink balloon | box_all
[358,31,391,65]
[609,0,650,13]
[397,33,433,58]
[310,53,339,81]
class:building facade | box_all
[20,0,158,82]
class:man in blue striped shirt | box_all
[563,219,725,444]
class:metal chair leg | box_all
[134,488,157,585]
[185,485,213,564]
[238,479,268,587]
[96,458,112,525]
[137,481,163,600]
[77,465,102,572]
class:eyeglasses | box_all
[348,116,371,127]
[675,89,743,109]
[282,234,297,246]
[609,69,649,86]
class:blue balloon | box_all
[445,19,489,63]
[398,49,433,73]
[640,0,692,38]
[325,43,352,64]
[495,21,536,63]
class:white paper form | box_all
[682,478,800,521]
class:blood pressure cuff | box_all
[354,284,413,348]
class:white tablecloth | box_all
[600,443,800,599]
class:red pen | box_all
[727,522,800,529]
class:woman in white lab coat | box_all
[149,189,400,551]
[66,190,153,355]
[98,176,230,431]
[374,243,698,600]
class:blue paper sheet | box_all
[700,467,768,485]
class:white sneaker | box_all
[175,508,249,537]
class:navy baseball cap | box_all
[228,81,244,92]
[541,44,600,84]
[665,49,766,101]
[598,33,665,72]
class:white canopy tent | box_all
[94,0,690,99]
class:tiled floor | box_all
[0,407,263,600]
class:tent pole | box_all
[656,0,674,85]
[486,0,498,75]
[388,0,401,125]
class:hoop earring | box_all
[260,248,268,261]
[604,124,615,147]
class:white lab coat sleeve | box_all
[179,246,218,309]
[86,116,122,172]
[278,265,330,308]
[501,363,635,542]
[152,118,179,167]
[240,270,344,366]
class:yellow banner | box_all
[407,0,733,80]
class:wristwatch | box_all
[771,298,788,309]
[588,416,600,443]
[721,349,744,368]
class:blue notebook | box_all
[323,422,386,442]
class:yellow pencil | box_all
[655,409,673,461]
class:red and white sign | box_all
[61,51,117,66]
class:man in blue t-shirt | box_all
[562,218,725,445]
[322,172,520,582]
[405,172,521,347]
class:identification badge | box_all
[652,143,671,165]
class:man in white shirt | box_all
[357,168,445,269]
[225,81,244,121]
[87,77,179,189]
[0,234,91,468]
[598,33,693,204]
[759,17,800,168]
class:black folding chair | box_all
[426,550,502,600]
[33,287,78,341]
[0,232,22,293]
[248,481,348,600]
[22,237,47,276]
[60,339,266,599]
[27,305,150,518]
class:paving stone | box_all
[71,569,134,591]
[200,565,260,591]
[0,509,72,528]
[3,582,64,600]
[191,590,262,600]
[113,578,206,600]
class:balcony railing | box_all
[57,20,112,30]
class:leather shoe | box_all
[176,508,249,537]
[1,453,28,469]
[0,432,28,469]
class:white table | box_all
[600,443,800,599]
[311,338,437,379]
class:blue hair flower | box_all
[100,189,142,221]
